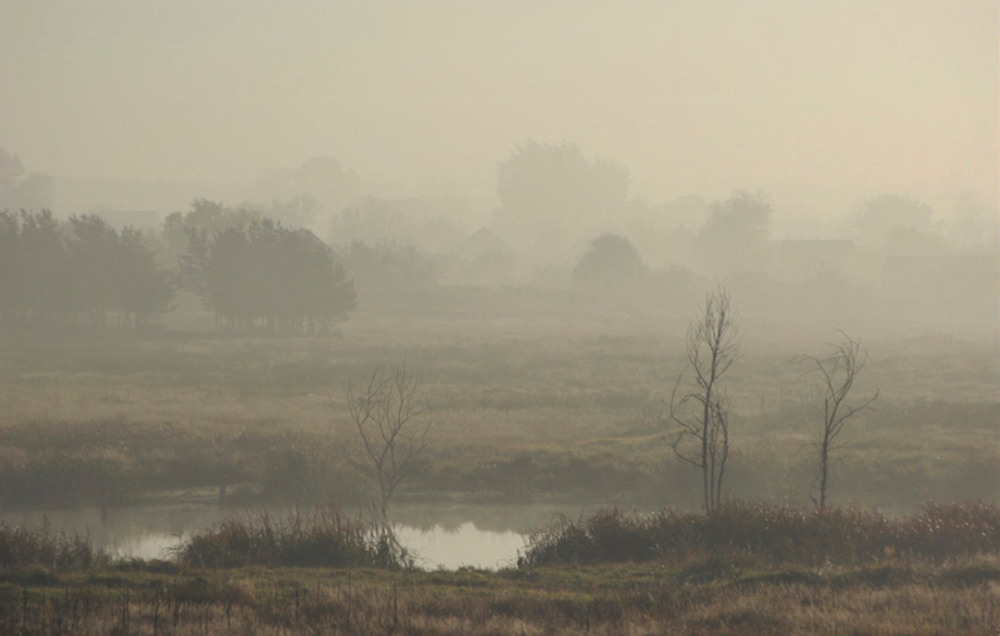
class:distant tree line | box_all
[0,210,172,328]
[180,216,356,333]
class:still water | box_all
[0,503,583,570]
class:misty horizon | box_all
[1,1,997,229]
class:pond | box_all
[0,502,589,570]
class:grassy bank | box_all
[2,502,998,635]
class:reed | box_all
[175,506,411,569]
[0,518,107,570]
[523,500,1000,566]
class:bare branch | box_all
[346,363,432,526]
[667,287,739,512]
[802,331,878,507]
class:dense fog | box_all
[1,0,998,577]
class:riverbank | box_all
[3,502,998,636]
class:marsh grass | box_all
[1,558,997,635]
[523,500,1000,566]
[175,507,411,569]
[1,502,998,635]
[0,519,106,570]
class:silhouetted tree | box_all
[850,193,934,248]
[696,191,772,277]
[347,364,431,526]
[572,233,646,288]
[494,141,629,260]
[0,210,172,328]
[342,240,438,292]
[183,217,355,332]
[7,210,72,325]
[67,215,120,327]
[116,226,174,327]
[802,332,879,507]
[669,288,739,513]
[0,148,54,212]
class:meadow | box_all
[1,287,998,512]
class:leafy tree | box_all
[572,233,646,288]
[696,191,772,277]
[67,215,120,327]
[0,210,172,329]
[0,148,54,212]
[116,227,174,327]
[494,141,629,260]
[342,240,438,292]
[850,193,935,248]
[183,217,355,332]
[12,210,72,325]
[162,199,261,269]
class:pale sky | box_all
[1,1,997,217]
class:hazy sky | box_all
[1,1,996,217]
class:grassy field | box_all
[1,291,998,511]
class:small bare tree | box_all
[347,364,431,525]
[802,332,879,507]
[669,288,739,513]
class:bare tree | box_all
[802,332,879,507]
[669,288,739,513]
[347,364,431,525]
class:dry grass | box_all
[2,561,997,635]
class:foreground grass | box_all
[2,502,999,635]
[2,556,997,635]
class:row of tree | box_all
[0,210,172,328]
[1,207,359,334]
[180,217,356,333]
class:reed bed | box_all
[523,500,1000,566]
[175,506,410,569]
[0,519,106,570]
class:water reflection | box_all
[396,522,525,570]
[0,503,573,570]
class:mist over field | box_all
[1,2,998,634]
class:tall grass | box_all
[0,519,107,569]
[523,500,1000,566]
[175,506,410,569]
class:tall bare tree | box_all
[802,332,879,507]
[347,364,431,525]
[669,288,739,512]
